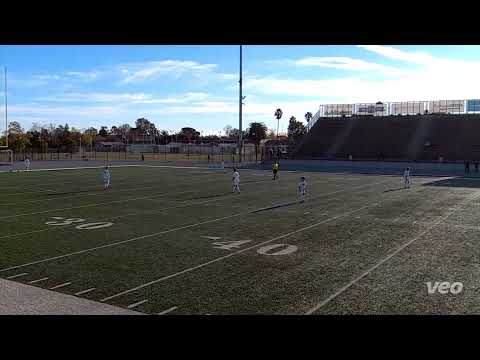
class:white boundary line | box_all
[0,184,161,207]
[6,272,28,279]
[127,299,148,309]
[49,282,72,290]
[99,181,442,302]
[304,191,480,315]
[28,277,48,284]
[100,204,372,302]
[0,212,248,273]
[75,288,96,296]
[0,189,194,220]
[0,173,381,240]
[0,178,392,271]
[158,306,178,315]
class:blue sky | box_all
[1,45,480,134]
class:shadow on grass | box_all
[46,189,102,196]
[185,192,233,201]
[249,201,297,213]
[383,187,405,193]
[422,177,480,188]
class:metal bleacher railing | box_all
[306,99,480,132]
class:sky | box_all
[1,45,480,135]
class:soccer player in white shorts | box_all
[232,168,240,193]
[24,158,31,171]
[299,176,307,203]
[403,167,411,189]
[103,166,111,190]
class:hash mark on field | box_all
[127,299,148,309]
[158,306,178,315]
[6,272,28,279]
[201,236,222,240]
[28,277,48,284]
[74,288,96,296]
[49,282,72,290]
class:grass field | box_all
[2,164,480,314]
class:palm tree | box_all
[305,112,313,123]
[274,108,283,138]
[247,122,268,162]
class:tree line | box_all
[1,109,310,153]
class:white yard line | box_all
[74,288,96,296]
[157,306,178,315]
[0,229,52,240]
[0,189,194,220]
[0,178,393,271]
[0,172,221,205]
[0,184,162,206]
[28,277,48,284]
[99,182,436,302]
[127,299,148,309]
[304,191,480,315]
[100,204,373,302]
[0,212,248,273]
[0,174,377,240]
[6,272,28,279]
[49,282,72,290]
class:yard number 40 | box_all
[212,240,298,256]
[45,217,113,230]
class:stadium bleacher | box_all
[295,114,480,161]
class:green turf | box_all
[1,165,480,314]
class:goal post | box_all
[0,149,13,169]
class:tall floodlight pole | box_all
[238,45,243,163]
[4,67,7,148]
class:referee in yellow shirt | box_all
[273,161,279,180]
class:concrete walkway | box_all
[0,279,142,315]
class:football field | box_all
[2,164,480,314]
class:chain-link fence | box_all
[12,141,265,164]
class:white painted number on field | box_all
[256,244,298,256]
[45,217,113,230]
[211,239,297,256]
[45,217,85,226]
[75,222,113,230]
[212,240,252,250]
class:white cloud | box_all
[295,57,403,76]
[37,92,153,103]
[36,91,214,105]
[120,60,218,84]
[246,46,480,104]
[33,74,62,81]
[133,92,210,104]
[64,71,100,81]
[357,45,435,65]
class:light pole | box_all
[238,45,244,163]
[4,67,7,148]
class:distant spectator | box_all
[475,161,479,173]
[465,161,470,174]
[141,153,145,161]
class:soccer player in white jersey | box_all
[403,167,411,189]
[232,168,240,193]
[299,176,307,203]
[24,158,31,171]
[103,166,111,190]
